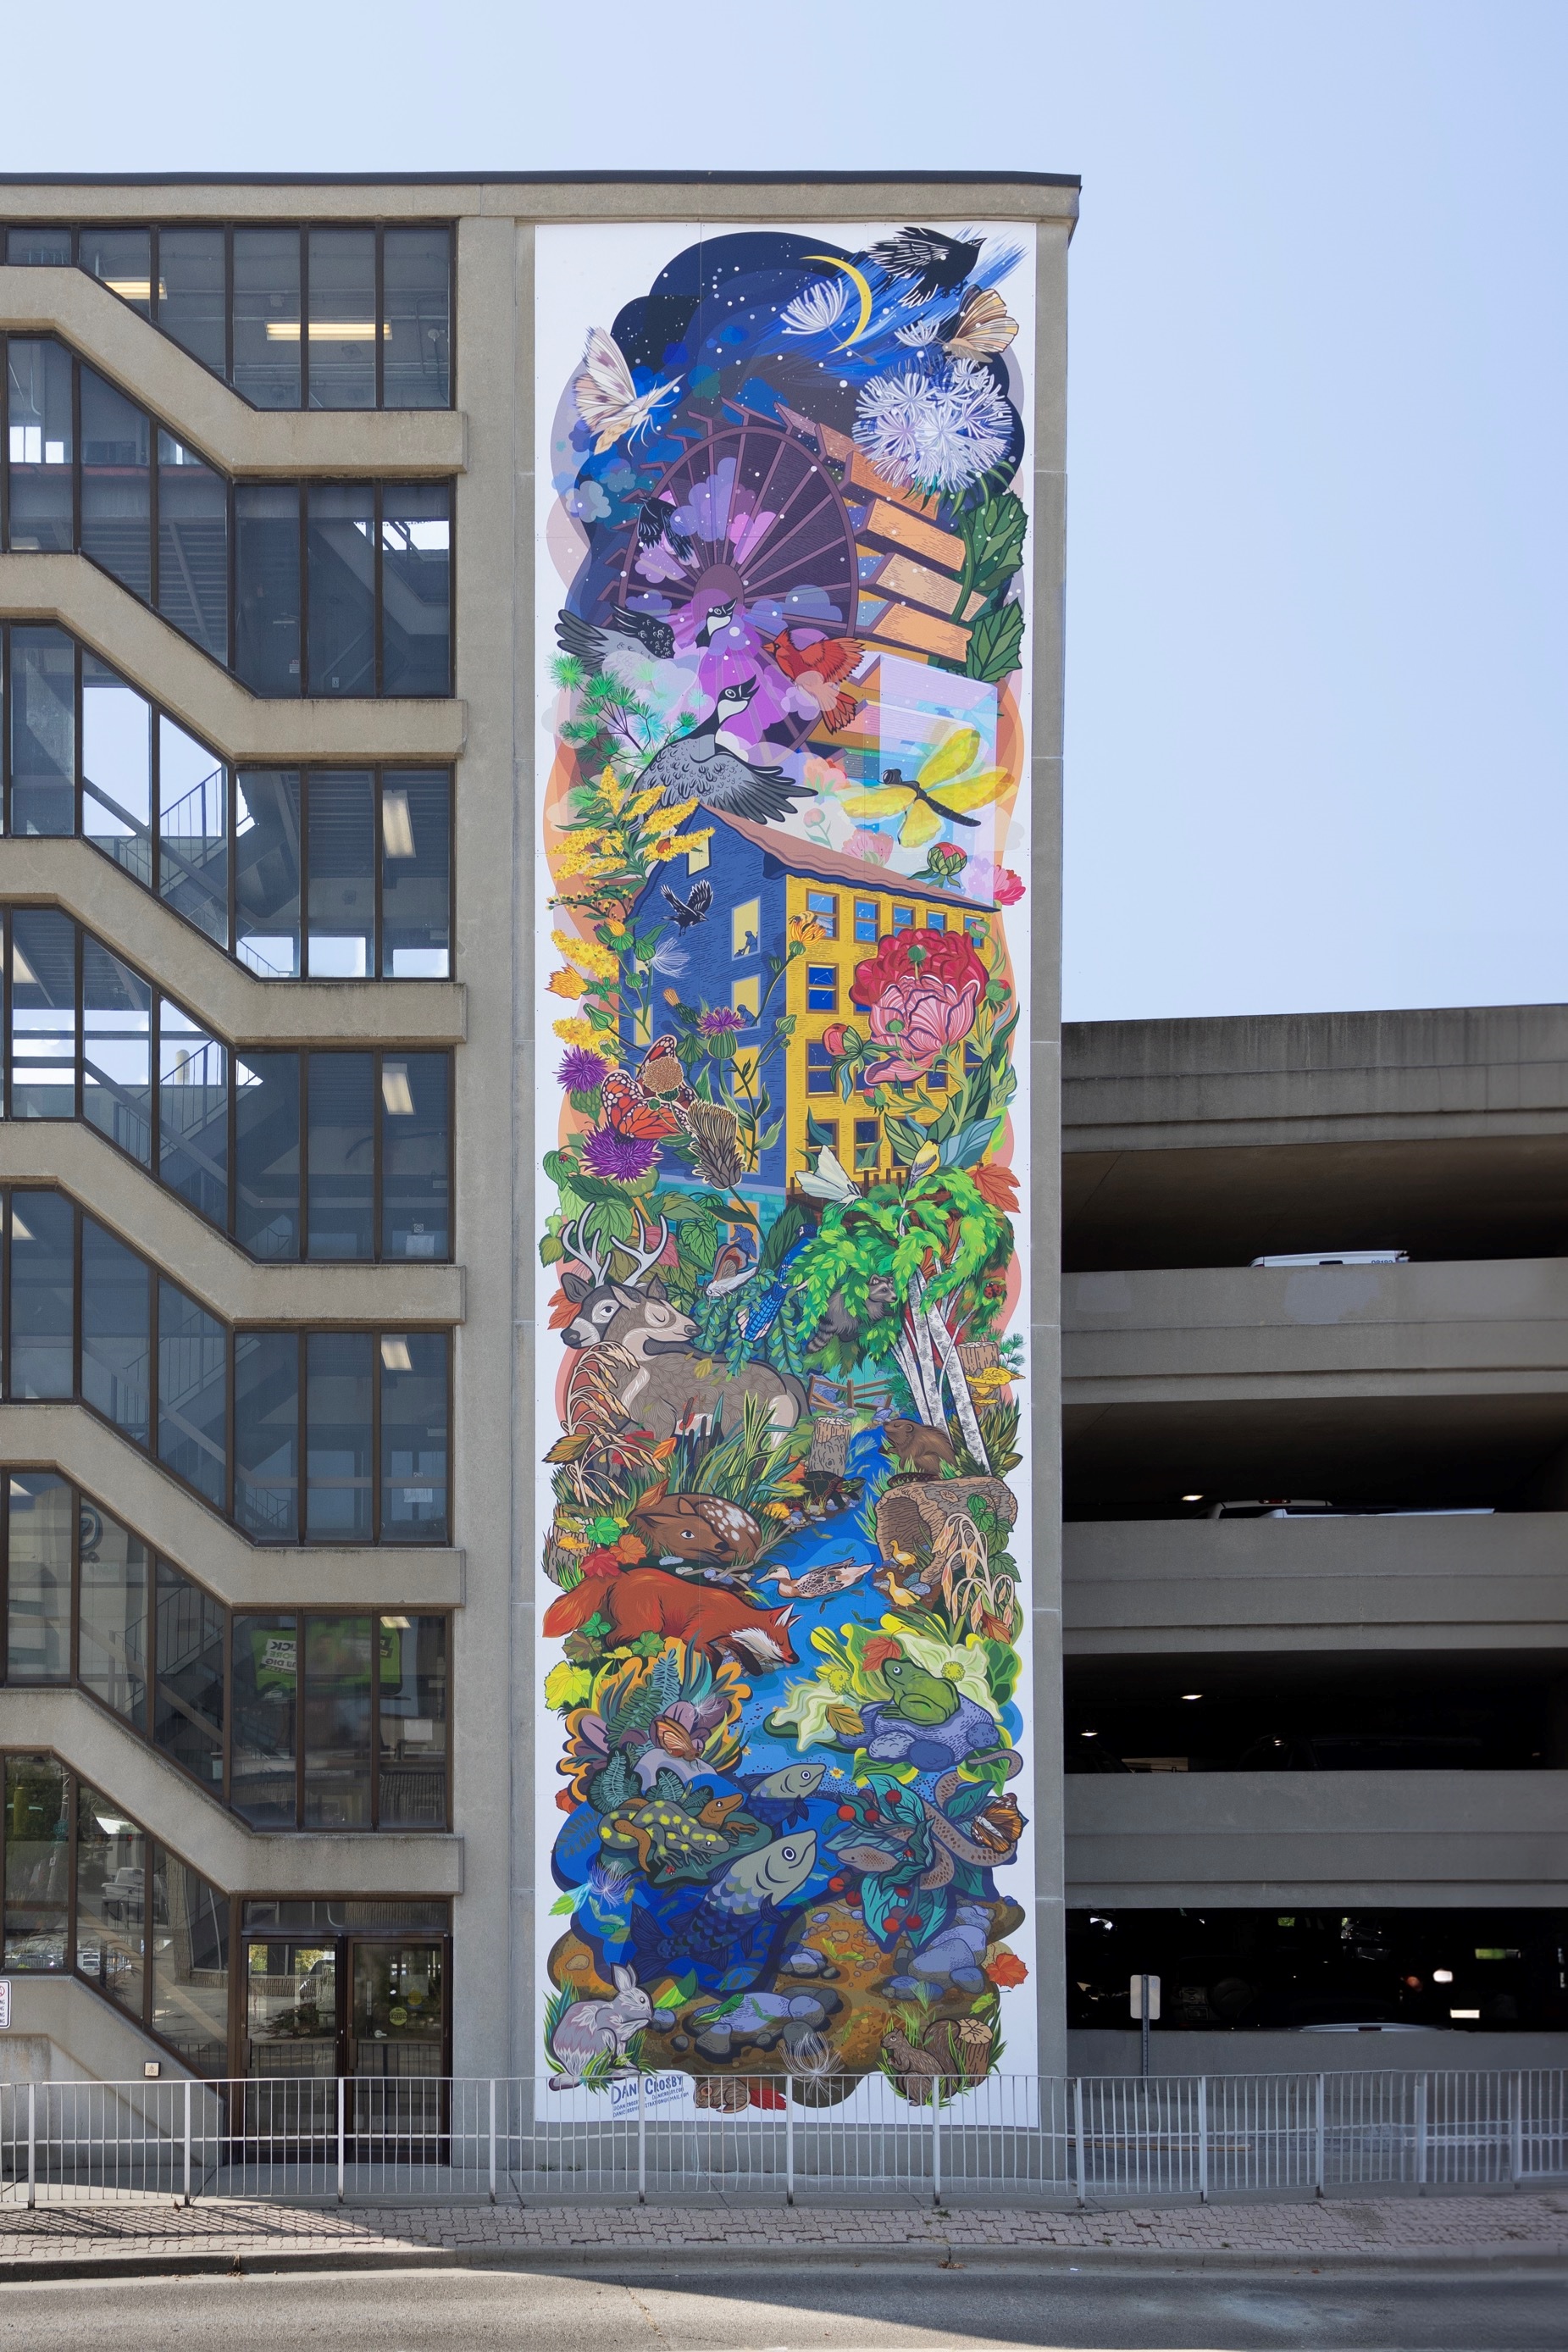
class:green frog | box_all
[880,1656,961,1724]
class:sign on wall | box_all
[534,221,1036,2102]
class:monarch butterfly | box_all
[841,726,1010,848]
[599,1036,694,1140]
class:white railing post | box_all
[1197,2076,1208,2201]
[182,2077,191,2205]
[1415,2074,1428,2188]
[25,2082,35,2211]
[784,2082,795,2205]
[1315,2073,1326,2196]
[489,2078,497,2204]
[636,2069,646,2205]
[1072,2077,1086,2206]
[336,2077,346,2204]
[1510,2072,1524,2185]
[931,2085,942,2207]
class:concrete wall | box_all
[1068,2027,1568,2076]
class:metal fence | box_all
[0,2070,1563,2206]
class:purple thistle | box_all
[699,1006,746,1035]
[557,1046,609,1093]
[581,1126,659,1182]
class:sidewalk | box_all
[0,2190,1566,2280]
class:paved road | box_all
[0,2265,1565,2349]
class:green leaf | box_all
[549,1893,576,1917]
[965,596,1026,685]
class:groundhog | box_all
[881,1417,958,1478]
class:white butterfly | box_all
[574,327,679,455]
[797,1146,860,1206]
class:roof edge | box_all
[0,169,1081,190]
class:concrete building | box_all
[1063,1006,1568,2072]
[0,174,1073,2097]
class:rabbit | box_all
[547,1965,655,2089]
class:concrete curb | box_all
[2,2238,1567,2283]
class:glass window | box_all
[80,226,153,315]
[232,226,302,408]
[854,898,879,943]
[158,226,226,374]
[159,715,230,947]
[307,770,374,977]
[75,1778,146,2015]
[158,1278,226,1508]
[806,1041,834,1096]
[806,963,837,1011]
[379,1614,448,1825]
[308,228,378,410]
[964,916,988,946]
[234,1330,299,1542]
[306,1331,373,1540]
[380,485,451,696]
[731,975,760,1023]
[10,625,76,837]
[78,1498,149,1730]
[80,1215,151,1445]
[82,653,153,888]
[926,1058,950,1090]
[11,907,77,1115]
[7,227,71,265]
[302,1614,374,1828]
[7,1472,73,1681]
[9,1192,75,1397]
[82,935,152,1165]
[381,1054,450,1261]
[926,908,947,930]
[380,771,451,978]
[806,890,838,938]
[80,363,152,602]
[892,905,914,931]
[159,1000,228,1227]
[230,1613,297,1827]
[150,1847,229,2073]
[154,1556,225,1789]
[3,1753,69,1968]
[235,1051,301,1260]
[6,339,73,553]
[234,483,302,697]
[308,1052,374,1260]
[380,1332,448,1542]
[307,484,376,695]
[157,434,229,663]
[732,899,760,959]
[854,1117,880,1171]
[383,228,451,409]
[235,768,302,977]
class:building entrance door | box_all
[348,1938,446,2153]
[242,1936,340,2150]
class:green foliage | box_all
[957,491,1028,609]
[966,596,1026,685]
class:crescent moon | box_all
[802,254,873,351]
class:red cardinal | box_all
[764,631,864,735]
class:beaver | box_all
[881,1417,958,1478]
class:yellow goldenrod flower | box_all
[598,767,625,814]
[551,1017,597,1046]
[551,927,619,981]
[546,968,589,1000]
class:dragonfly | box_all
[840,726,1009,848]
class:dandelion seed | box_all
[779,278,850,337]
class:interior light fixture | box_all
[1079,1730,1098,1739]
[380,789,416,859]
[1180,1693,1202,1701]
[382,1614,412,1630]
[380,1064,415,1117]
[1433,1969,1454,1983]
[104,278,165,302]
[1449,2008,1481,2021]
[1181,1493,1203,1502]
[380,1337,413,1373]
[267,321,391,341]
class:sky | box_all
[6,0,1565,1023]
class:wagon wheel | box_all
[612,412,860,752]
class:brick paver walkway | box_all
[0,2191,1565,2272]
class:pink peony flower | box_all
[993,868,1025,906]
[849,931,986,1085]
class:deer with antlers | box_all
[557,1212,807,1439]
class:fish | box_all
[764,1556,876,1601]
[706,1832,817,1918]
[746,1764,825,1806]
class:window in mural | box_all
[535,223,1034,2106]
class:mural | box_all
[535,223,1034,2104]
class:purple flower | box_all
[557,1046,609,1093]
[700,1006,746,1035]
[581,1127,659,1182]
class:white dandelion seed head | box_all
[779,277,850,337]
[893,319,942,348]
[852,357,1012,495]
[651,940,690,974]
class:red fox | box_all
[544,1562,796,1671]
